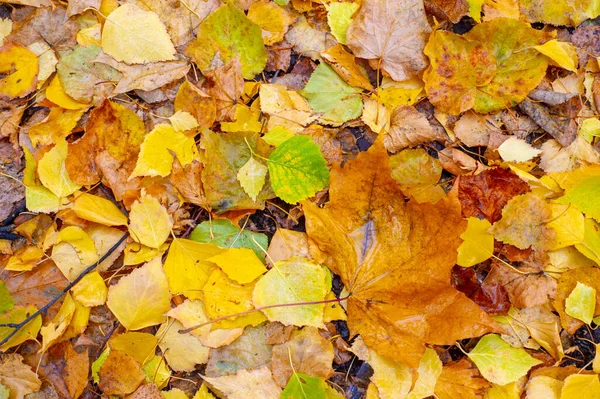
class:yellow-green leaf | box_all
[467,334,542,386]
[556,176,600,223]
[457,217,494,267]
[253,256,330,327]
[326,2,359,45]
[565,281,596,324]
[237,157,268,202]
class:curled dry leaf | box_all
[384,106,441,153]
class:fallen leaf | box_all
[0,306,41,351]
[39,293,76,352]
[467,334,542,386]
[560,374,600,399]
[98,349,145,396]
[457,217,494,267]
[128,195,173,249]
[208,247,266,284]
[346,0,431,81]
[202,366,282,399]
[253,256,330,327]
[109,332,157,365]
[385,106,440,153]
[435,358,490,399]
[0,43,38,99]
[498,138,542,163]
[268,135,329,204]
[190,219,268,260]
[186,4,267,79]
[156,320,210,372]
[71,193,128,227]
[101,3,175,64]
[106,256,171,330]
[247,0,295,46]
[28,107,85,147]
[237,157,268,202]
[270,327,334,387]
[0,354,41,399]
[38,139,81,198]
[326,2,359,45]
[520,0,600,27]
[389,148,446,203]
[534,40,578,72]
[304,140,498,368]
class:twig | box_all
[0,232,129,349]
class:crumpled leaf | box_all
[304,140,498,368]
[39,293,76,353]
[467,334,542,386]
[260,83,317,132]
[540,137,600,173]
[128,195,173,249]
[346,0,431,81]
[490,193,554,251]
[300,63,363,126]
[0,354,41,399]
[186,4,267,79]
[101,3,176,64]
[130,124,199,179]
[270,327,334,387]
[0,43,38,99]
[321,44,374,91]
[202,366,281,399]
[385,106,441,153]
[106,257,171,330]
[253,257,330,327]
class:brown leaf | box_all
[170,159,208,208]
[66,0,100,16]
[552,267,600,334]
[202,58,244,122]
[434,358,490,399]
[93,53,190,94]
[385,106,441,153]
[321,44,374,91]
[174,81,216,130]
[127,384,163,399]
[346,0,431,81]
[6,7,77,48]
[0,354,42,399]
[4,260,68,320]
[203,366,281,399]
[98,349,145,396]
[270,327,334,387]
[424,0,469,23]
[304,140,498,368]
[518,98,577,147]
[486,261,556,308]
[459,167,530,223]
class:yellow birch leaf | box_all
[0,306,42,351]
[157,320,210,372]
[547,204,585,250]
[62,298,90,341]
[236,157,268,203]
[40,293,76,352]
[26,186,61,213]
[169,111,199,133]
[5,246,44,272]
[457,217,494,267]
[141,355,171,389]
[565,281,596,324]
[38,138,81,198]
[128,195,173,249]
[253,256,330,327]
[101,3,176,64]
[109,332,158,365]
[58,226,99,265]
[46,75,89,110]
[202,269,267,329]
[71,271,108,307]
[207,247,267,284]
[560,374,600,399]
[247,0,295,45]
[262,126,294,147]
[72,193,128,227]
[130,124,199,179]
[326,2,359,45]
[106,257,171,330]
[534,40,578,72]
[0,43,38,99]
[163,238,222,299]
[194,385,216,399]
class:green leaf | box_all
[281,373,327,399]
[262,126,294,147]
[0,281,14,313]
[237,157,268,202]
[557,176,600,223]
[565,281,596,324]
[300,63,363,126]
[92,347,110,384]
[268,136,329,204]
[185,4,267,79]
[467,334,542,386]
[189,219,268,260]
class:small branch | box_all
[0,232,129,349]
[179,294,351,334]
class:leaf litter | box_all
[1,0,600,398]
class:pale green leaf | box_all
[237,157,268,202]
